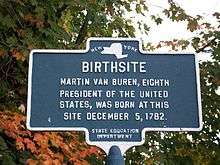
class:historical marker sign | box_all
[27,38,202,152]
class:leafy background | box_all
[0,0,220,164]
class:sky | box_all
[127,0,220,62]
[146,0,220,43]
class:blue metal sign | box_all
[27,38,202,151]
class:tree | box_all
[0,0,147,164]
[0,0,219,164]
[125,1,220,164]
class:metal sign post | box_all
[106,146,125,165]
[27,38,202,163]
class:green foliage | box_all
[0,0,140,108]
[151,15,163,25]
[163,0,202,32]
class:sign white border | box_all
[27,37,203,154]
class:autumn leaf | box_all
[24,138,37,153]
[52,159,62,165]
[16,137,25,150]
[187,19,199,32]
[41,159,53,165]
[0,48,5,57]
[0,111,101,164]
[33,133,48,148]
[26,159,38,165]
[11,49,25,61]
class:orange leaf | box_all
[16,137,25,150]
[24,138,37,153]
[26,159,38,165]
[0,49,5,57]
[52,159,62,165]
[42,159,53,165]
[12,49,25,61]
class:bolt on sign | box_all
[27,38,202,154]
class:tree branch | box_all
[195,37,217,53]
[74,10,90,47]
